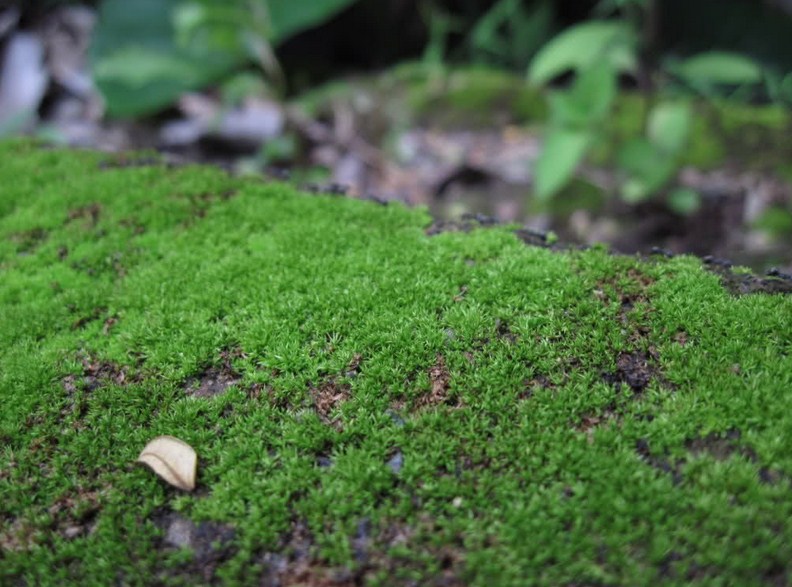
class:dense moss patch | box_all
[1,141,791,586]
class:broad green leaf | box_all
[534,129,591,201]
[674,51,764,86]
[667,188,701,215]
[93,47,209,88]
[527,20,637,85]
[91,0,363,117]
[647,101,691,154]
[91,0,240,116]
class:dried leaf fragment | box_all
[136,435,197,491]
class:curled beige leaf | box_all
[136,435,197,491]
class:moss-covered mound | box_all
[1,141,791,586]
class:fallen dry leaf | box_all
[136,435,197,491]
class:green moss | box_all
[409,67,547,126]
[2,140,791,586]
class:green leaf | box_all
[469,0,552,66]
[470,0,521,56]
[548,91,590,128]
[173,2,248,54]
[91,0,240,117]
[534,129,591,201]
[667,188,701,215]
[617,138,676,202]
[617,137,661,177]
[548,62,616,128]
[91,0,363,117]
[527,20,637,85]
[267,0,360,44]
[647,101,691,154]
[674,51,764,86]
[93,47,206,89]
[571,62,617,121]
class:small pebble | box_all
[387,450,404,474]
[385,409,406,427]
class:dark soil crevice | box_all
[10,227,48,255]
[152,510,237,585]
[64,353,142,393]
[184,348,245,398]
[579,269,671,435]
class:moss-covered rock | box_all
[2,141,791,586]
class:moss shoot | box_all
[1,140,791,586]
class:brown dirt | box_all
[414,354,455,409]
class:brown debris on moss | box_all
[311,379,351,428]
[415,354,454,409]
[65,203,101,228]
[63,353,140,394]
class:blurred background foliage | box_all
[2,0,792,270]
[72,0,792,116]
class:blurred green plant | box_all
[527,20,638,86]
[91,0,361,116]
[527,16,675,206]
[467,0,552,68]
[525,0,783,213]
[420,0,553,71]
[753,205,792,239]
